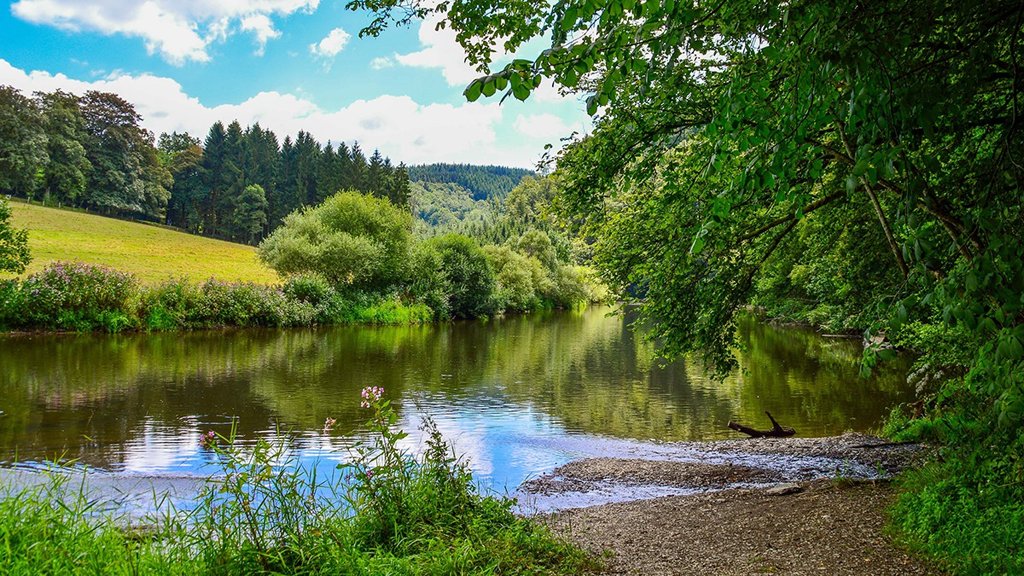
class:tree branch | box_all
[737,190,845,243]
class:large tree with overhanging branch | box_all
[350,0,1023,568]
[349,0,1021,384]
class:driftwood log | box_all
[727,411,796,438]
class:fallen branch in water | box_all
[727,411,796,438]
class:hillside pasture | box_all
[4,200,279,285]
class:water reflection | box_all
[0,308,913,490]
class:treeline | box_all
[0,176,606,333]
[0,87,170,220]
[408,163,533,200]
[0,85,410,244]
[161,122,409,244]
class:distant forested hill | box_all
[407,164,534,200]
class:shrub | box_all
[142,278,317,329]
[16,262,138,331]
[0,279,20,328]
[420,234,496,319]
[283,273,335,307]
[0,197,31,275]
[483,245,542,313]
[259,192,413,292]
[408,242,450,318]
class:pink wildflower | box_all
[359,386,384,408]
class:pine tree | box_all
[200,121,227,234]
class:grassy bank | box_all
[4,200,278,285]
[883,386,1024,575]
[0,392,596,575]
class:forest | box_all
[0,85,412,244]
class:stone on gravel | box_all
[765,483,804,496]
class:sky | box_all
[0,0,591,168]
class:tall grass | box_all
[0,390,597,575]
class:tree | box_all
[316,142,345,204]
[258,191,413,291]
[276,135,300,228]
[79,90,169,219]
[367,149,386,197]
[219,120,247,229]
[0,198,30,274]
[0,85,48,198]
[199,121,227,234]
[242,123,280,237]
[349,142,367,191]
[420,234,496,318]
[352,2,1024,566]
[294,131,321,207]
[159,131,205,231]
[36,90,90,206]
[231,184,269,245]
[352,0,1022,366]
[386,162,411,208]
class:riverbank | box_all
[520,433,941,575]
[550,479,935,575]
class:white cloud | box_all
[394,13,480,87]
[0,58,555,165]
[370,56,394,70]
[240,14,281,56]
[309,27,351,60]
[513,113,573,140]
[10,0,319,65]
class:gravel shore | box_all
[521,433,941,575]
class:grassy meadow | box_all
[4,200,279,284]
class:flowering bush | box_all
[5,266,435,333]
[15,262,138,331]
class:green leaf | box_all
[464,80,482,102]
[561,7,577,32]
[690,235,705,254]
[852,157,869,176]
[481,79,496,97]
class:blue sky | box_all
[0,0,590,167]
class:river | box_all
[0,306,912,506]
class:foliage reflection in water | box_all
[0,307,912,491]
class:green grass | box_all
[5,199,279,285]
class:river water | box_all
[0,306,912,503]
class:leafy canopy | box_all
[349,0,1022,374]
